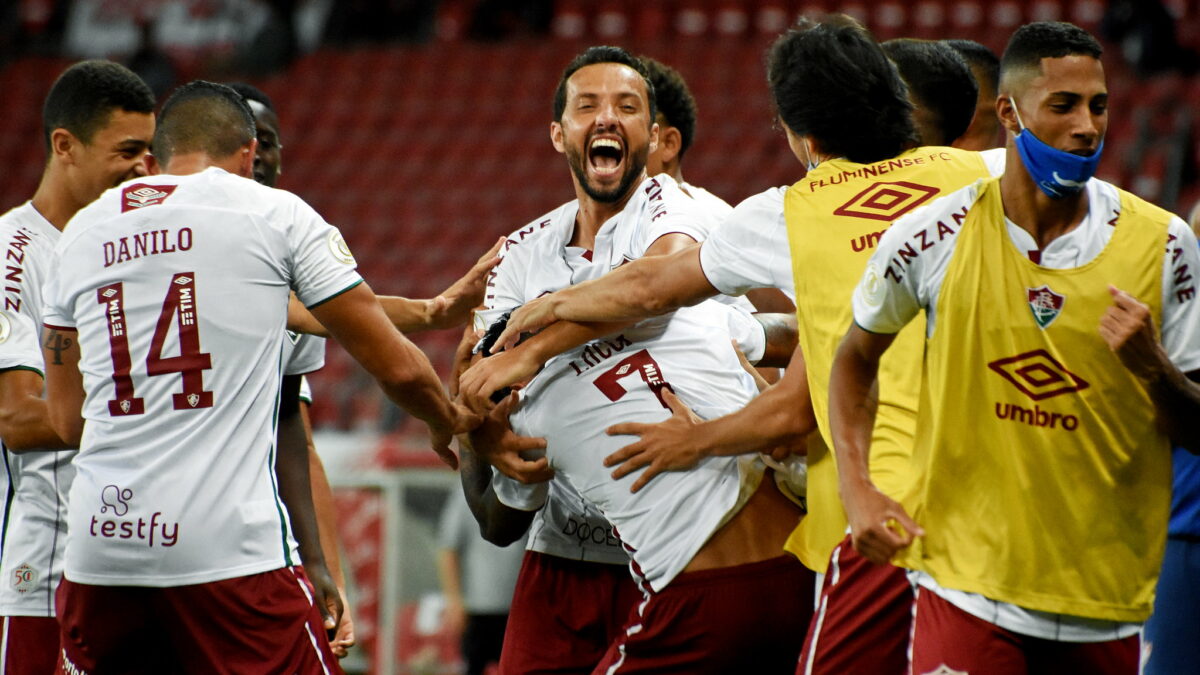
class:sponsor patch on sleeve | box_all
[327,231,356,265]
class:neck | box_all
[999,143,1089,250]
[30,164,82,231]
[569,173,643,249]
[164,153,220,176]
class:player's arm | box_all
[829,324,924,564]
[287,238,503,336]
[0,368,70,450]
[276,375,343,635]
[459,234,707,411]
[434,547,466,636]
[41,326,84,447]
[308,282,477,466]
[495,243,719,350]
[1101,286,1200,453]
[604,342,816,492]
[302,401,356,657]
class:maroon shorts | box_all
[798,535,913,674]
[593,555,815,675]
[910,585,1141,674]
[500,551,640,675]
[1,616,58,675]
[55,566,343,675]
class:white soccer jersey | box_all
[283,332,324,380]
[492,473,630,565]
[698,148,1007,304]
[679,181,733,219]
[41,167,361,587]
[0,202,75,617]
[509,303,765,592]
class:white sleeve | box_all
[0,310,45,375]
[474,243,530,334]
[719,301,767,364]
[285,197,364,308]
[1160,217,1200,372]
[698,188,794,297]
[980,148,1007,177]
[635,181,713,251]
[40,253,73,330]
[283,334,325,376]
[851,201,966,335]
[491,471,549,512]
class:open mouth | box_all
[588,136,625,178]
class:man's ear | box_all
[237,139,258,178]
[50,128,78,165]
[996,95,1020,136]
[647,121,660,157]
[144,153,161,175]
[657,126,681,165]
[550,121,565,154]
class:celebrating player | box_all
[40,81,475,672]
[460,16,1000,673]
[0,60,154,675]
[831,22,1200,673]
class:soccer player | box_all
[882,38,978,147]
[478,301,809,674]
[460,16,998,674]
[40,81,476,672]
[831,22,1200,673]
[0,60,155,674]
[458,46,802,673]
[945,38,1004,151]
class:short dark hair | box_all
[883,39,978,145]
[1000,22,1103,87]
[944,39,1000,94]
[640,57,697,159]
[42,60,155,153]
[225,82,275,112]
[767,15,918,164]
[552,46,657,123]
[153,80,255,165]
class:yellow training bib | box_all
[783,147,991,572]
[897,177,1171,621]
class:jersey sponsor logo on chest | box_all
[988,349,1090,431]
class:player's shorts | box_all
[56,565,342,675]
[909,586,1140,675]
[593,555,815,675]
[798,534,913,674]
[500,551,639,675]
[1,616,58,675]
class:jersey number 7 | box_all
[97,272,214,416]
[593,349,675,409]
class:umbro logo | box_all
[121,184,176,213]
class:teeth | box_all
[591,138,621,151]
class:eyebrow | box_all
[115,139,149,150]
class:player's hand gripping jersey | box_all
[42,168,361,586]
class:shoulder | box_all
[636,174,712,222]
[725,186,787,230]
[979,148,1007,177]
[500,202,574,257]
[880,178,987,247]
[682,183,734,215]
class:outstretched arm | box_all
[496,244,719,350]
[289,237,503,336]
[829,324,923,564]
[309,282,478,467]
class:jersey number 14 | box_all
[97,272,214,416]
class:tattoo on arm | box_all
[43,330,73,366]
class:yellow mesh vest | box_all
[896,178,1171,621]
[782,147,990,572]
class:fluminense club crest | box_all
[1027,285,1064,329]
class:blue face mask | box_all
[1011,100,1104,199]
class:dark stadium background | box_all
[1,1,1197,672]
